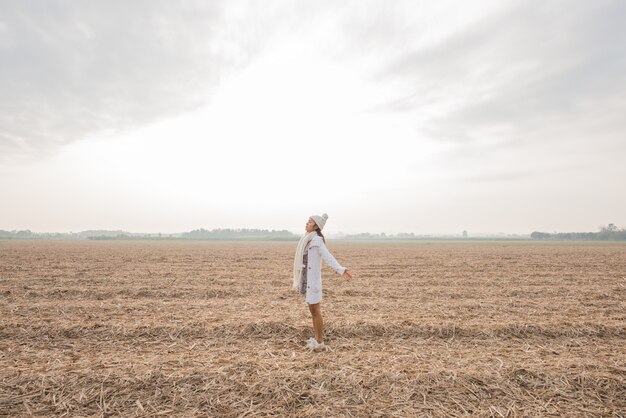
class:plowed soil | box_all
[1,240,625,417]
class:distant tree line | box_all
[181,228,297,240]
[531,224,626,241]
[0,228,298,241]
[343,232,417,240]
[5,225,624,241]
[0,229,79,239]
[341,232,529,240]
[0,229,143,240]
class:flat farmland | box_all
[1,240,625,417]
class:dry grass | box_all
[1,240,625,417]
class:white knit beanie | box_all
[310,213,329,230]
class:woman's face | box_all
[305,218,317,233]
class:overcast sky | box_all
[1,0,625,235]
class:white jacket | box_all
[305,235,346,304]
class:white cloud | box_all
[0,1,236,158]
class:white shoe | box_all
[306,337,318,348]
[307,338,327,351]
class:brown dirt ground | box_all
[1,240,625,417]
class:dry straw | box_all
[1,240,625,416]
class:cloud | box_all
[3,0,625,175]
[0,1,256,159]
[375,0,626,145]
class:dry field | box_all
[1,240,625,417]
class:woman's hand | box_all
[343,269,352,281]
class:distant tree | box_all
[602,223,617,232]
[530,231,551,239]
[531,225,626,241]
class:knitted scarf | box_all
[292,231,317,292]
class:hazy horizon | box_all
[1,224,618,237]
[2,1,625,235]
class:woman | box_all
[293,213,352,351]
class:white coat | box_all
[304,235,346,304]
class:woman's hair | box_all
[315,227,326,244]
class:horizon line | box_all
[1,226,604,236]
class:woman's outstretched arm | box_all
[317,240,349,277]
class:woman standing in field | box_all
[293,213,352,351]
